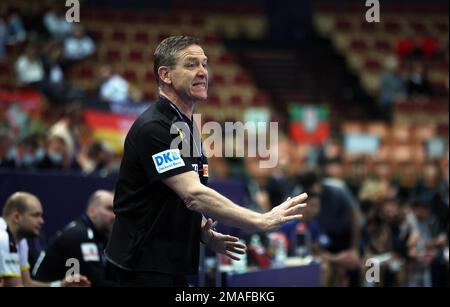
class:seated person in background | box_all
[15,43,44,86]
[97,65,142,104]
[43,7,74,41]
[0,192,90,287]
[63,26,95,62]
[379,56,407,121]
[34,190,118,287]
[406,54,433,97]
[3,135,39,170]
[41,42,84,105]
[36,134,79,171]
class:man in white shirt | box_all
[63,26,95,61]
[0,192,91,287]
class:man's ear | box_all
[158,66,172,85]
[11,211,20,224]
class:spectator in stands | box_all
[406,56,433,97]
[0,192,90,287]
[97,65,142,104]
[15,43,44,86]
[47,103,84,165]
[36,134,78,171]
[4,135,39,170]
[379,56,407,122]
[405,198,447,287]
[43,7,74,41]
[3,13,27,45]
[363,196,409,286]
[34,190,118,287]
[82,141,115,175]
[359,160,392,205]
[63,26,95,63]
[41,42,84,105]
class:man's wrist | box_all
[255,213,266,232]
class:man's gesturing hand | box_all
[201,218,247,260]
[261,193,308,231]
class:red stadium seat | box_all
[123,70,138,82]
[143,14,160,24]
[212,74,226,85]
[128,51,144,62]
[233,73,251,85]
[335,20,352,31]
[218,53,234,65]
[364,58,382,71]
[350,39,368,51]
[76,67,94,79]
[111,31,127,42]
[229,95,243,106]
[190,16,205,27]
[134,32,150,44]
[251,92,269,106]
[374,40,392,52]
[105,49,121,61]
[166,15,182,25]
[207,93,221,106]
[203,34,219,45]
[90,30,104,42]
[410,22,429,34]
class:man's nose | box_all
[198,66,208,77]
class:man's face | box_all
[169,44,208,102]
[17,199,44,238]
[90,194,115,235]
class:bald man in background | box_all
[0,192,90,287]
[34,190,117,287]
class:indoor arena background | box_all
[0,0,448,287]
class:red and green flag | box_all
[289,104,329,144]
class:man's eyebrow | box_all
[184,56,208,62]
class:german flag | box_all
[83,109,137,153]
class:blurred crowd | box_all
[207,135,449,287]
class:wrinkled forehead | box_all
[176,45,208,62]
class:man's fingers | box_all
[227,242,247,250]
[226,252,241,261]
[290,193,308,205]
[282,193,307,208]
[224,235,239,242]
[204,218,213,230]
[228,246,246,254]
[286,203,307,215]
[283,214,303,223]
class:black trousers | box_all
[107,262,188,287]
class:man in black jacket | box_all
[34,190,117,286]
